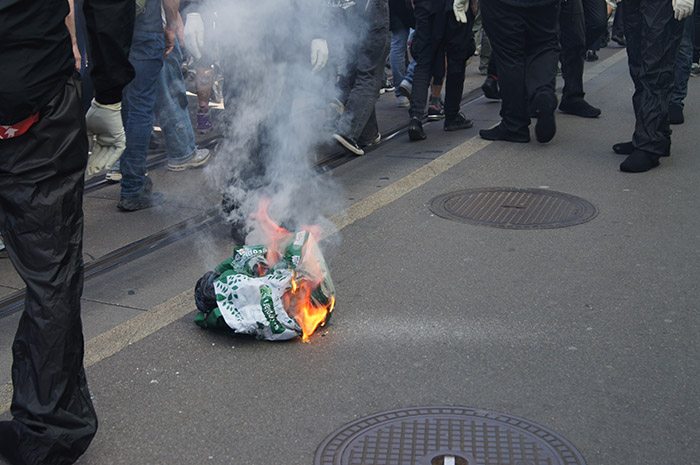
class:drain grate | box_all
[315,406,587,465]
[429,188,598,230]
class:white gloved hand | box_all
[310,38,329,74]
[85,99,126,176]
[184,12,205,60]
[672,0,694,19]
[453,0,469,23]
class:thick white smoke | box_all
[201,0,371,244]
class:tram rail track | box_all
[0,87,484,319]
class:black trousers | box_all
[409,0,475,120]
[0,75,97,465]
[623,0,684,155]
[482,0,560,135]
[337,0,391,143]
[559,0,608,105]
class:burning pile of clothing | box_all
[194,227,335,341]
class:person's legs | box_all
[408,3,437,121]
[390,26,410,98]
[481,0,531,137]
[155,39,198,164]
[669,15,694,123]
[611,2,625,43]
[524,1,561,142]
[335,2,390,145]
[620,0,683,171]
[443,9,475,126]
[0,75,97,465]
[120,31,165,202]
[559,0,586,105]
[582,0,608,49]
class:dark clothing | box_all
[408,0,475,120]
[0,1,134,463]
[612,2,624,39]
[0,0,73,124]
[481,0,560,136]
[337,0,391,143]
[0,0,135,123]
[0,74,96,465]
[559,0,608,105]
[623,0,684,156]
[389,0,416,31]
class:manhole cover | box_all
[315,406,587,465]
[429,188,597,230]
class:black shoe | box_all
[118,191,164,211]
[532,92,557,143]
[559,100,601,118]
[333,133,364,155]
[585,50,599,62]
[612,141,634,155]
[444,113,473,131]
[479,124,530,143]
[481,75,500,100]
[408,117,426,141]
[669,103,684,125]
[611,34,626,46]
[620,149,660,173]
[613,141,670,157]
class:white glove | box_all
[85,99,126,176]
[672,0,694,20]
[310,38,329,74]
[184,12,205,60]
[453,0,468,23]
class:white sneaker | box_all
[168,148,211,172]
[397,95,410,108]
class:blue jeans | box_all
[671,15,695,107]
[390,27,415,95]
[154,39,196,163]
[120,30,165,197]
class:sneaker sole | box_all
[332,134,364,156]
[168,152,212,172]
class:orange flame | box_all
[251,199,334,341]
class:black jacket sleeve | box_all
[82,0,136,104]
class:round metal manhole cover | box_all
[429,188,598,230]
[315,406,587,465]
